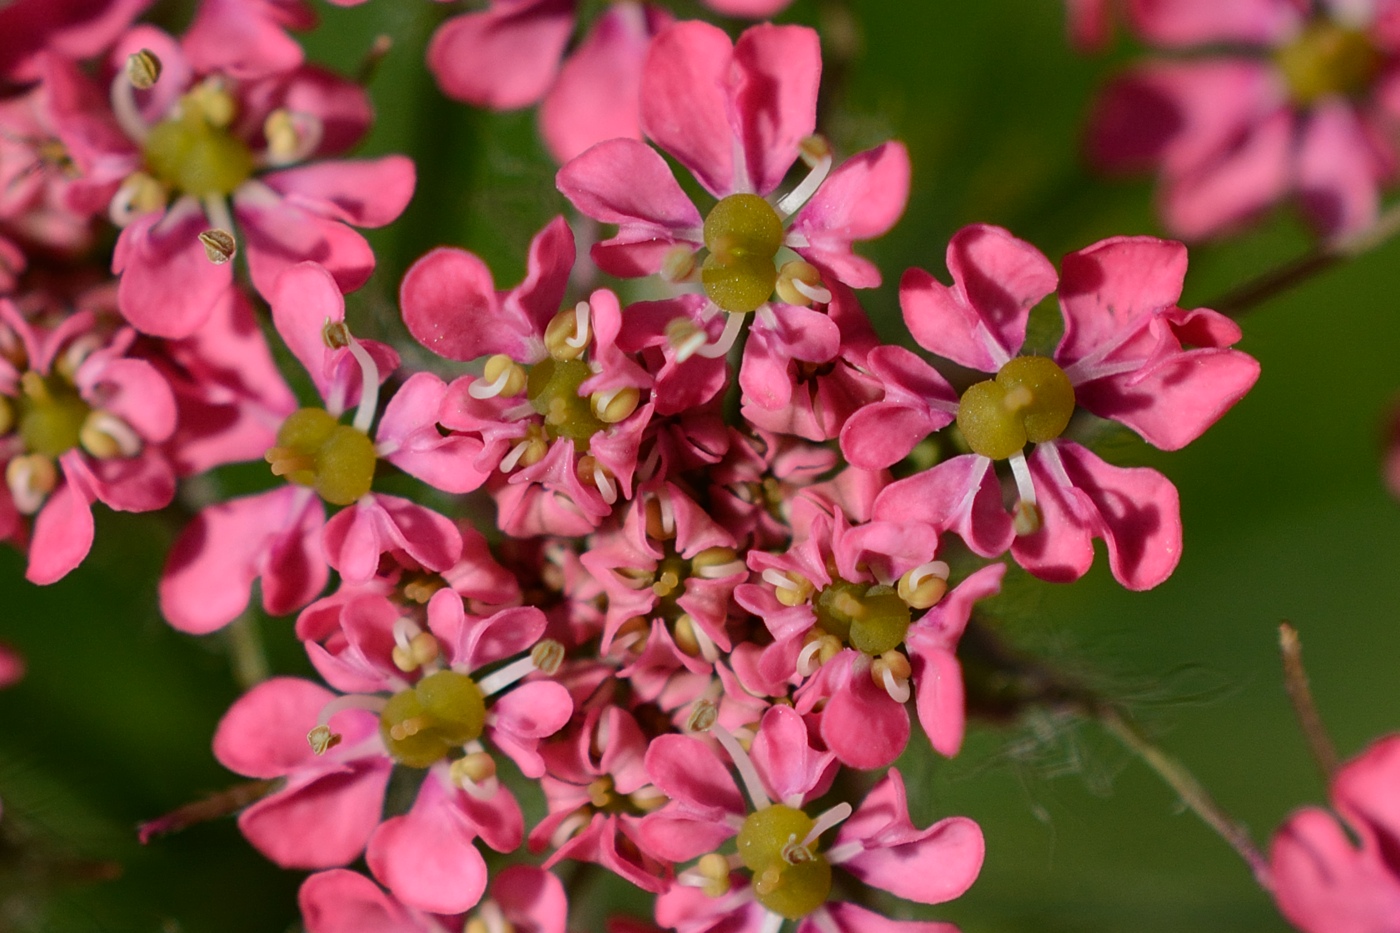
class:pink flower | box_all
[557,21,909,360]
[0,299,176,584]
[0,643,23,688]
[1270,734,1400,932]
[98,26,413,336]
[0,0,151,83]
[1088,0,1400,239]
[864,225,1259,590]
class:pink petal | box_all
[378,372,491,494]
[399,247,520,361]
[1126,0,1302,47]
[732,24,822,196]
[323,495,463,585]
[1332,734,1400,852]
[873,456,1014,558]
[367,775,489,915]
[900,224,1056,370]
[427,0,575,109]
[113,200,232,338]
[643,734,744,818]
[213,677,334,778]
[299,870,424,933]
[494,866,569,933]
[261,156,416,228]
[539,3,669,164]
[839,345,957,470]
[182,0,313,80]
[1056,235,1189,368]
[1160,106,1294,240]
[910,647,966,757]
[268,260,348,399]
[238,194,377,299]
[26,470,94,584]
[1270,807,1400,933]
[818,902,962,933]
[0,0,153,83]
[640,21,739,197]
[819,654,910,770]
[1297,99,1383,240]
[239,760,393,868]
[81,357,176,444]
[750,705,835,804]
[790,141,911,289]
[508,215,577,336]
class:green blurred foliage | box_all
[3,0,1400,930]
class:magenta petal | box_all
[83,357,176,443]
[182,0,311,79]
[1270,807,1400,933]
[1160,106,1293,241]
[299,869,424,933]
[367,776,489,915]
[873,456,1014,559]
[790,142,911,289]
[910,646,966,757]
[494,866,568,933]
[835,770,984,904]
[1332,734,1400,850]
[820,656,909,770]
[641,21,738,196]
[160,488,326,634]
[239,759,393,868]
[1297,100,1382,240]
[733,24,821,196]
[644,734,744,817]
[26,472,94,585]
[262,156,416,228]
[213,677,333,778]
[427,0,575,109]
[113,201,231,338]
[819,902,962,933]
[269,260,347,398]
[750,705,833,804]
[900,224,1056,370]
[239,196,377,300]
[539,3,667,164]
[1127,0,1301,47]
[1057,236,1187,365]
[399,247,524,362]
[323,495,462,584]
[379,373,490,494]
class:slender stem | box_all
[1278,622,1339,782]
[137,779,278,843]
[1210,199,1400,318]
[227,611,270,690]
[356,34,393,86]
[1096,706,1272,888]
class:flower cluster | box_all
[7,1,1395,933]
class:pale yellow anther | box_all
[691,546,740,576]
[799,134,832,167]
[629,788,668,812]
[576,453,615,490]
[126,49,162,89]
[112,172,167,223]
[587,776,614,809]
[263,109,302,163]
[187,78,236,128]
[775,260,826,306]
[322,320,352,350]
[482,354,527,397]
[531,638,566,675]
[698,852,732,898]
[661,245,699,283]
[513,426,549,470]
[451,752,497,787]
[686,698,718,733]
[590,386,640,424]
[465,920,489,933]
[664,316,707,361]
[802,630,843,668]
[1013,500,1041,537]
[774,571,815,607]
[401,576,444,604]
[410,631,440,667]
[79,411,140,460]
[307,725,341,755]
[199,228,236,264]
[644,496,675,541]
[754,865,783,896]
[1001,384,1034,413]
[543,307,591,362]
[6,454,57,514]
[673,613,702,657]
[391,645,416,673]
[897,565,949,610]
[874,649,912,683]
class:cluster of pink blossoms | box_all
[2,1,1397,931]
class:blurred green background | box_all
[3,0,1399,930]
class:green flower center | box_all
[814,576,912,657]
[736,804,832,920]
[701,193,784,314]
[956,355,1075,461]
[1275,21,1381,106]
[266,407,378,506]
[527,357,606,451]
[143,90,254,197]
[379,670,487,769]
[16,372,90,457]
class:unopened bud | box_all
[199,228,236,264]
[127,49,162,89]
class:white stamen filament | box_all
[567,301,591,349]
[776,152,833,217]
[710,722,771,811]
[202,195,236,240]
[658,493,676,537]
[758,909,785,933]
[317,693,387,727]
[551,810,591,849]
[392,616,422,652]
[695,559,746,580]
[690,619,721,663]
[84,411,142,457]
[347,338,381,434]
[1008,450,1036,507]
[593,464,617,504]
[478,900,509,933]
[672,325,708,363]
[460,773,500,801]
[6,456,53,515]
[791,278,832,304]
[475,654,539,697]
[796,640,824,678]
[906,560,950,591]
[109,71,150,144]
[824,840,864,866]
[468,367,512,399]
[802,802,853,848]
[696,312,745,359]
[762,568,802,593]
[499,437,532,473]
[881,665,911,704]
